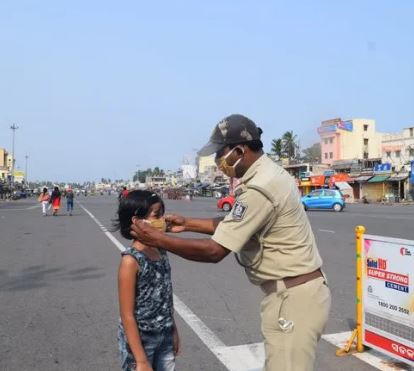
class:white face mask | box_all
[217,147,244,178]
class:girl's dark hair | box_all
[113,190,165,240]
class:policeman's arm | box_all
[165,214,224,235]
[159,234,231,263]
[130,220,230,263]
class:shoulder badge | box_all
[232,201,247,220]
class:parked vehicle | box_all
[11,189,28,200]
[301,189,345,212]
[217,195,236,212]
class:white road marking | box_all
[78,202,264,371]
[318,229,336,233]
[322,331,409,370]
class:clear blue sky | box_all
[1,0,413,182]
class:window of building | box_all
[324,138,328,145]
[410,128,414,137]
[386,151,391,158]
[329,152,333,159]
[324,153,328,159]
[395,150,401,158]
[329,137,334,144]
[364,138,369,145]
[364,124,368,132]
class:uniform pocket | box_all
[261,292,285,334]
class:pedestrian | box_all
[37,187,50,216]
[114,190,180,371]
[65,188,74,215]
[131,114,331,371]
[50,186,61,216]
[119,186,129,201]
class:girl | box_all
[114,190,179,371]
[50,186,61,216]
[38,187,50,216]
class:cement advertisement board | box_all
[362,234,414,365]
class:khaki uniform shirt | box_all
[212,155,322,285]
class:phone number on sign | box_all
[378,300,409,315]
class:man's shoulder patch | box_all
[232,201,248,220]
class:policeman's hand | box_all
[164,214,186,233]
[130,218,162,247]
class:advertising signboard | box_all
[362,235,414,365]
[374,163,392,174]
[411,161,414,185]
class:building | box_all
[197,155,222,184]
[0,148,10,181]
[198,155,217,174]
[381,126,414,172]
[318,118,383,168]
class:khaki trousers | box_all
[260,277,331,371]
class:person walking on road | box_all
[115,190,180,371]
[38,187,50,216]
[65,188,74,215]
[131,114,331,371]
[50,186,61,216]
[119,186,129,201]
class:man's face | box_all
[215,145,247,178]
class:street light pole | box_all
[25,154,29,187]
[10,124,19,188]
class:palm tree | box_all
[270,138,283,159]
[282,131,299,160]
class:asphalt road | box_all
[1,196,414,371]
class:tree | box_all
[282,131,299,160]
[301,143,321,163]
[270,138,283,159]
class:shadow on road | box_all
[0,265,105,291]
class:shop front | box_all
[299,177,312,196]
[350,175,373,200]
[362,175,391,202]
[385,173,409,201]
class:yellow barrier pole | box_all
[336,225,366,356]
[355,225,365,352]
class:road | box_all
[1,196,414,371]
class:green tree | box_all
[301,143,321,163]
[270,138,283,159]
[282,131,299,159]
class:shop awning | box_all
[352,175,372,182]
[368,175,390,183]
[335,181,353,190]
[385,174,409,182]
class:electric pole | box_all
[10,124,19,188]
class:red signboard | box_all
[310,175,325,186]
[365,331,414,362]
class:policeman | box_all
[131,114,331,371]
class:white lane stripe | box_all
[78,202,263,371]
[322,331,408,370]
[318,229,335,233]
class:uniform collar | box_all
[240,154,266,184]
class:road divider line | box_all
[318,229,335,233]
[78,202,263,371]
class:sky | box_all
[1,0,413,183]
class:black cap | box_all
[198,114,262,156]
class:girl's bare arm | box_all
[118,256,150,368]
